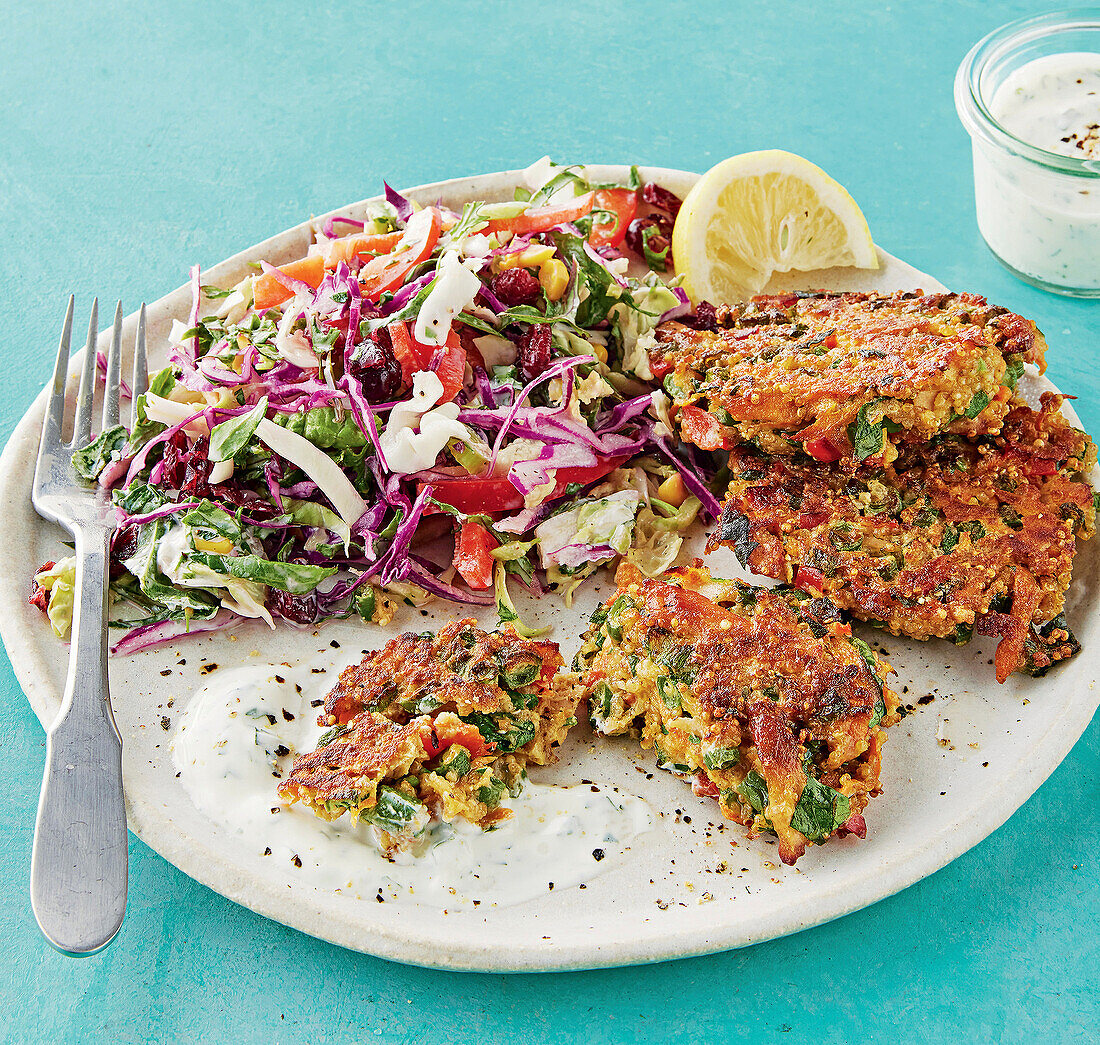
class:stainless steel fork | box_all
[30,297,147,955]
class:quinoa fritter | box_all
[575,561,899,865]
[279,620,580,853]
[652,290,1046,466]
[711,393,1097,682]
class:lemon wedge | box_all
[672,150,878,303]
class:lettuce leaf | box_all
[72,425,129,481]
[209,397,267,462]
[270,406,367,450]
[189,552,337,594]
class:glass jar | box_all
[955,10,1100,297]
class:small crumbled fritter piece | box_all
[575,561,899,866]
[712,393,1096,682]
[652,290,1046,466]
[279,620,580,853]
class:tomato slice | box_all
[484,188,638,248]
[452,520,497,590]
[424,455,631,514]
[484,192,595,238]
[324,231,403,268]
[388,320,466,402]
[358,207,442,301]
[253,255,326,311]
[588,188,638,249]
[679,405,735,451]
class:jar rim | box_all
[955,8,1100,177]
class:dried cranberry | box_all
[346,328,402,403]
[110,526,141,576]
[181,436,212,496]
[686,301,719,332]
[268,586,319,625]
[491,268,542,307]
[642,182,683,219]
[517,324,552,380]
[158,431,190,490]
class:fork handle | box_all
[30,526,128,955]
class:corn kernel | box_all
[539,259,569,302]
[193,535,234,554]
[497,245,555,271]
[657,473,688,507]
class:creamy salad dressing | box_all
[171,664,653,908]
[969,52,1100,291]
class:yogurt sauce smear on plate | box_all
[171,664,654,908]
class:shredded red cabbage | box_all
[384,182,415,222]
[654,437,722,519]
[111,612,240,656]
[322,215,365,239]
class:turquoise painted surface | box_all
[1,1,1096,1041]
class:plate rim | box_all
[3,165,1098,972]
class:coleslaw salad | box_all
[32,160,725,651]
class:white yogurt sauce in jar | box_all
[991,53,1100,160]
[171,664,654,909]
[956,15,1100,296]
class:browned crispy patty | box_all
[279,620,580,852]
[652,290,1046,467]
[575,561,899,865]
[711,393,1096,682]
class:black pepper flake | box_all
[274,744,290,757]
[281,709,296,722]
[684,816,692,825]
[160,716,171,731]
[274,675,285,684]
[295,684,303,694]
[199,663,219,675]
[472,900,481,907]
[311,667,325,674]
[548,882,554,891]
[578,884,586,890]
[918,695,935,706]
[270,807,280,814]
[330,640,340,649]
[592,849,606,861]
[292,855,302,868]
[311,699,323,708]
[159,669,172,677]
[263,847,272,856]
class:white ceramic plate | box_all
[2,167,1097,972]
